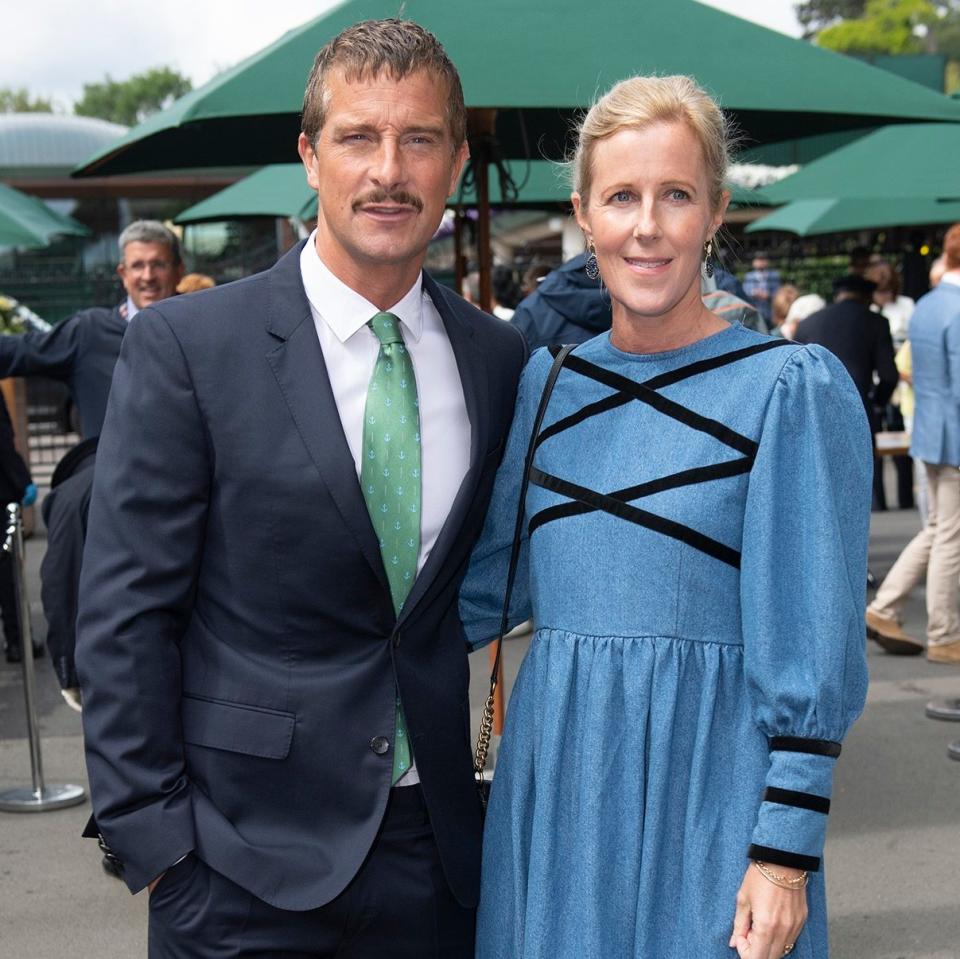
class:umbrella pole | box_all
[469,109,497,315]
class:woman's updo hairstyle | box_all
[572,75,732,212]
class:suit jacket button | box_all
[370,736,390,755]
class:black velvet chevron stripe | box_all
[530,338,794,568]
[748,844,821,873]
[531,467,742,568]
[537,339,791,449]
[770,736,842,758]
[763,787,831,815]
[558,354,759,456]
[529,457,752,537]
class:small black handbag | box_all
[474,344,575,816]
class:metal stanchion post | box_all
[0,502,85,812]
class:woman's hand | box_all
[729,862,808,958]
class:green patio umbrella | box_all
[0,182,89,248]
[746,196,960,236]
[764,124,960,203]
[175,164,316,224]
[74,0,960,179]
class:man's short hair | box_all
[301,19,467,149]
[118,220,182,265]
[833,273,876,299]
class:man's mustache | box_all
[352,190,423,213]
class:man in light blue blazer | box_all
[867,224,960,664]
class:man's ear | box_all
[448,141,470,197]
[298,133,321,191]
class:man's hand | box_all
[729,863,808,958]
[147,872,166,895]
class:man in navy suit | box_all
[76,19,526,958]
[0,220,183,438]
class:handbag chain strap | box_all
[474,344,575,781]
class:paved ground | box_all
[1,495,958,956]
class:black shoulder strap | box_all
[488,343,576,693]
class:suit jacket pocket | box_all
[181,695,295,760]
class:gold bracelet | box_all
[753,860,809,890]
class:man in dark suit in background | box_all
[76,19,526,958]
[0,220,183,438]
[794,274,899,423]
[794,274,899,509]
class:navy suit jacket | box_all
[0,304,127,438]
[793,299,898,430]
[76,243,527,909]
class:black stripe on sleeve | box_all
[763,787,831,815]
[770,736,842,758]
[748,844,821,873]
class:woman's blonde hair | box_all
[572,75,732,211]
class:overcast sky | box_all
[5,1,803,108]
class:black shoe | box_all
[4,642,44,663]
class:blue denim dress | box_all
[460,324,871,959]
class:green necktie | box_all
[361,312,420,783]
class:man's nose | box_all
[371,139,404,189]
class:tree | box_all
[795,0,868,37]
[929,4,960,58]
[816,0,937,55]
[0,87,53,113]
[73,67,192,127]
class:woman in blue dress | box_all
[460,75,871,959]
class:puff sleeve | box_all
[740,345,872,871]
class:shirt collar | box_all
[124,296,139,322]
[299,231,424,344]
[941,272,960,288]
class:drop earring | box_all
[584,243,600,281]
[703,238,715,279]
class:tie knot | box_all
[369,312,404,347]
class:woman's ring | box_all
[783,945,795,956]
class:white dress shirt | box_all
[300,236,472,784]
[300,235,472,575]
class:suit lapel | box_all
[398,273,490,625]
[264,243,389,593]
